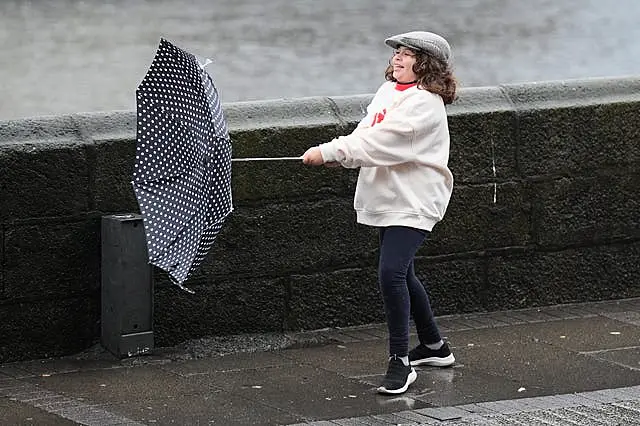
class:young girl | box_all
[302,31,457,395]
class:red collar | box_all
[395,82,417,91]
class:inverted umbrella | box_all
[132,38,232,292]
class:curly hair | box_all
[385,50,458,105]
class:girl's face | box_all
[391,47,418,83]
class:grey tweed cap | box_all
[385,31,452,66]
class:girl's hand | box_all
[302,147,325,166]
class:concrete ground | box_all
[2,298,640,425]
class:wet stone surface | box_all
[0,299,639,425]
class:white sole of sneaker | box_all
[377,368,417,395]
[410,354,455,367]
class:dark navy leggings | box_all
[378,226,442,357]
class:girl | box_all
[302,31,457,395]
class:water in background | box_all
[1,0,639,120]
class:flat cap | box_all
[385,31,452,66]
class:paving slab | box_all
[0,397,77,425]
[23,366,210,406]
[187,363,429,421]
[601,311,640,326]
[453,337,640,396]
[409,366,526,407]
[104,393,303,425]
[8,355,128,378]
[510,317,640,352]
[280,340,388,378]
[160,350,297,376]
[588,347,640,370]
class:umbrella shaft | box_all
[231,157,302,162]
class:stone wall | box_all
[1,76,639,362]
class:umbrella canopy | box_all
[132,38,232,291]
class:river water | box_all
[1,0,639,120]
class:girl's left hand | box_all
[302,147,325,166]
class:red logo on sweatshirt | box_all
[371,108,386,126]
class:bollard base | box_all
[118,331,154,357]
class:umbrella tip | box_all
[177,283,196,294]
[197,57,213,69]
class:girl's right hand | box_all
[302,147,325,166]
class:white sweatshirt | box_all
[319,81,453,231]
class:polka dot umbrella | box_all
[132,38,232,292]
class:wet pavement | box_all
[1,298,640,425]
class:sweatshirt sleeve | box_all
[319,92,436,168]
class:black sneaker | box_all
[377,357,417,395]
[409,342,455,367]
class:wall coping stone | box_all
[1,75,639,149]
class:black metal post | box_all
[101,214,154,358]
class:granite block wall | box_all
[0,77,638,361]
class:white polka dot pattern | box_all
[132,38,233,289]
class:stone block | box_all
[225,97,343,159]
[502,77,640,110]
[0,297,99,363]
[529,173,640,246]
[503,78,640,177]
[74,111,136,144]
[448,110,519,183]
[420,182,532,255]
[484,241,640,311]
[413,257,487,316]
[0,143,90,220]
[447,86,519,182]
[591,101,640,168]
[92,139,138,213]
[286,268,383,331]
[327,93,374,127]
[230,124,341,160]
[0,115,81,144]
[3,219,100,299]
[194,197,378,279]
[0,230,3,298]
[226,97,339,132]
[231,158,357,203]
[516,105,606,177]
[152,276,287,346]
